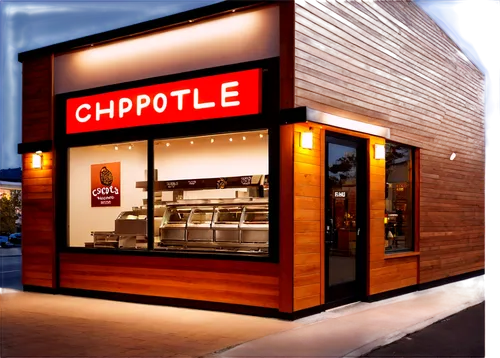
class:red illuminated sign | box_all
[66,69,262,134]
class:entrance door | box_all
[325,132,367,305]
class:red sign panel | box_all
[91,162,121,207]
[66,69,262,134]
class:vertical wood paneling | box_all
[21,55,55,289]
[295,0,484,290]
[293,123,321,311]
[280,124,295,313]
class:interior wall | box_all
[154,131,268,180]
[68,131,269,247]
[55,6,279,94]
[69,142,148,247]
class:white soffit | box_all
[55,6,279,94]
[306,108,391,139]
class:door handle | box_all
[357,228,361,236]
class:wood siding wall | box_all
[294,0,484,289]
[59,253,280,309]
[21,56,56,288]
[293,123,323,311]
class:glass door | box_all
[325,132,367,305]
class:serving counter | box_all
[159,198,269,256]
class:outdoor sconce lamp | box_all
[374,144,385,160]
[450,152,456,161]
[32,151,43,169]
[300,129,313,149]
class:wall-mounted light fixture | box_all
[450,152,456,161]
[32,151,43,169]
[300,128,313,149]
[374,144,385,160]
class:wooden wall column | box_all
[279,124,294,313]
[21,55,56,289]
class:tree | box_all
[386,144,408,177]
[0,191,21,235]
[329,152,356,187]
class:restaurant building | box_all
[17,0,484,318]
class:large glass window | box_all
[68,141,148,250]
[154,130,269,256]
[385,143,413,253]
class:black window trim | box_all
[384,140,416,255]
[54,57,281,263]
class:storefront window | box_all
[68,141,148,250]
[153,130,269,256]
[385,143,413,253]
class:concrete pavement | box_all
[1,288,299,357]
[211,276,484,358]
[0,252,484,358]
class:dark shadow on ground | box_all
[363,301,485,357]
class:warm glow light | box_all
[450,152,457,160]
[190,141,194,145]
[301,131,313,149]
[374,144,385,160]
[32,151,43,169]
[229,138,233,142]
[243,136,246,140]
[306,108,391,139]
[128,144,133,150]
[211,138,214,143]
[114,146,118,151]
[259,134,264,138]
[55,6,279,94]
[384,217,388,224]
[166,143,170,147]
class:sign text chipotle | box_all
[66,69,262,134]
[91,162,121,207]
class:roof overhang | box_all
[280,107,391,139]
[18,1,268,62]
[18,140,53,155]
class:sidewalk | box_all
[0,275,484,357]
[211,275,484,358]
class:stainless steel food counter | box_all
[89,206,165,249]
[158,198,269,255]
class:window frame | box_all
[383,141,417,255]
[54,57,281,263]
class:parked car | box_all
[0,235,14,248]
[9,233,21,245]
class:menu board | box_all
[136,175,266,191]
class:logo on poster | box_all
[91,162,121,207]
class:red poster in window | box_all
[91,162,121,207]
[66,69,262,134]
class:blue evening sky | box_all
[0,0,493,169]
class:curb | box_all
[342,298,486,358]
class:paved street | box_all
[363,301,485,357]
[0,249,22,290]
